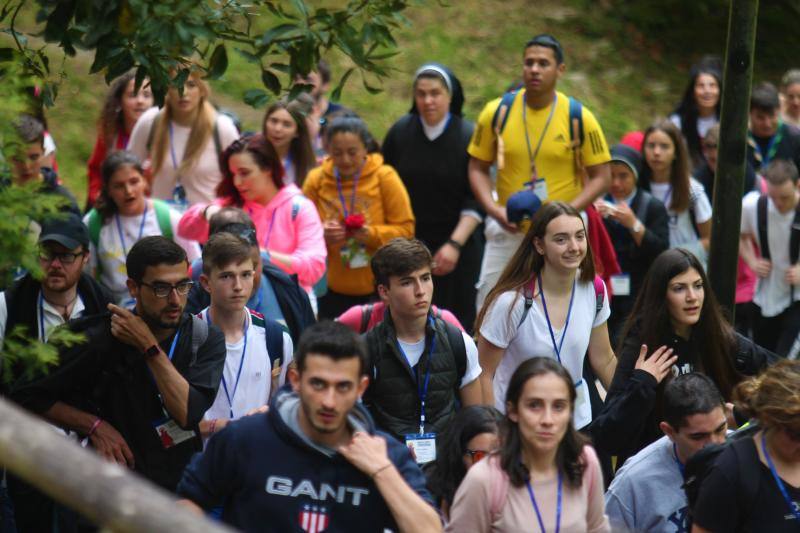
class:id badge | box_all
[532,178,548,202]
[405,433,437,464]
[167,184,189,213]
[152,417,195,449]
[346,247,370,269]
[610,273,631,296]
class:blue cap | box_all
[506,189,542,224]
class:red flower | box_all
[344,213,365,232]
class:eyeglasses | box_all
[139,280,194,298]
[464,449,491,463]
[39,249,86,265]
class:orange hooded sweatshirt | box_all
[303,153,415,296]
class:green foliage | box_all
[14,0,417,106]
[1,325,84,385]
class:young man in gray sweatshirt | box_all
[604,373,728,533]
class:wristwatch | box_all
[142,344,161,359]
[631,220,643,234]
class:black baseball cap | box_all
[38,213,89,250]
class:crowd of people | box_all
[0,32,799,533]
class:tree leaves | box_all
[206,43,227,80]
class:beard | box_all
[139,304,183,330]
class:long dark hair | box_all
[618,248,742,399]
[640,119,693,213]
[426,405,503,507]
[262,93,316,187]
[217,134,284,206]
[672,57,722,167]
[475,201,595,333]
[94,150,146,221]
[500,357,588,488]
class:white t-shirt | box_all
[480,277,610,429]
[741,191,800,317]
[396,330,482,388]
[199,308,293,424]
[0,291,86,347]
[669,113,718,141]
[649,178,712,252]
[84,201,201,305]
[127,107,240,205]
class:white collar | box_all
[421,114,450,141]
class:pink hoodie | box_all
[178,184,326,291]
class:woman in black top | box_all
[383,63,483,330]
[601,248,775,460]
[693,360,800,533]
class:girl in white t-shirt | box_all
[84,151,201,304]
[476,202,617,429]
[641,119,712,266]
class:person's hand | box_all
[785,264,800,285]
[108,303,158,352]
[323,219,347,247]
[89,420,135,468]
[338,431,393,476]
[245,405,269,416]
[751,258,772,278]
[432,242,460,276]
[634,344,677,384]
[594,199,615,218]
[490,205,518,233]
[724,402,738,430]
[610,201,636,229]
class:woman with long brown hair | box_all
[476,201,617,430]
[128,70,239,210]
[605,248,775,460]
[262,93,316,186]
[639,119,712,265]
[447,357,610,532]
[693,360,800,533]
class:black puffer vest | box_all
[363,313,463,440]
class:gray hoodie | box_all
[605,436,690,533]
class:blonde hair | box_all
[734,360,800,431]
[150,71,217,177]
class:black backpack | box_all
[683,422,761,524]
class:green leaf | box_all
[243,88,269,108]
[361,77,382,95]
[206,43,228,80]
[330,67,354,103]
[235,48,262,64]
[288,82,312,100]
[261,69,281,95]
[261,23,300,47]
[269,63,290,74]
[289,0,309,19]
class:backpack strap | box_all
[568,97,584,146]
[360,303,374,334]
[634,190,653,226]
[152,199,174,240]
[491,90,518,135]
[442,320,467,387]
[190,314,209,365]
[261,316,285,396]
[212,116,222,158]
[291,197,301,221]
[757,195,770,260]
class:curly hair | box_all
[734,360,800,431]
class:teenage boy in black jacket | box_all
[178,321,441,533]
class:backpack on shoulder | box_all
[517,275,605,329]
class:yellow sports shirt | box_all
[468,90,610,206]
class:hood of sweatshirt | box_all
[269,384,375,458]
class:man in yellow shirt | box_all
[469,34,611,309]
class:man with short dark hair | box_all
[0,214,112,532]
[178,320,441,533]
[605,373,728,532]
[468,34,611,310]
[740,159,800,354]
[7,114,80,216]
[13,236,226,492]
[746,82,800,173]
[363,238,481,462]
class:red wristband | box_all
[87,418,102,438]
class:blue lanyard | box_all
[207,310,249,419]
[335,165,362,218]
[762,432,800,523]
[672,442,685,478]
[263,206,278,249]
[282,154,293,182]
[115,202,149,256]
[147,328,181,416]
[523,93,558,173]
[751,126,784,167]
[395,317,436,434]
[659,186,673,209]
[538,273,576,366]
[525,472,562,533]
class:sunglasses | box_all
[464,449,491,463]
